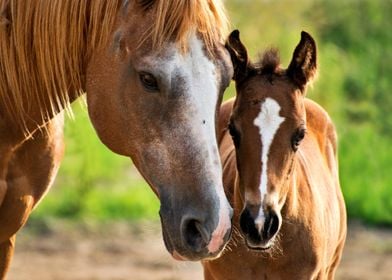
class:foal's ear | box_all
[225,30,249,82]
[287,31,317,90]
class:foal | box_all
[202,31,347,279]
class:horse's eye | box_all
[228,122,241,148]
[291,128,306,151]
[139,72,159,91]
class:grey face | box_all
[86,32,233,260]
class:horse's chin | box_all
[246,243,272,251]
[161,223,230,262]
[160,218,176,258]
[171,250,188,261]
[202,247,226,260]
[170,249,225,262]
[245,237,275,252]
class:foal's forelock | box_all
[252,98,285,225]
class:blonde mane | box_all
[0,0,229,134]
[0,0,121,133]
[148,0,229,53]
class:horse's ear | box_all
[287,31,317,90]
[225,30,249,82]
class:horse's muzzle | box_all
[159,204,232,261]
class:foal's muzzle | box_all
[240,206,280,250]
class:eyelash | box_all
[139,72,159,91]
[291,128,306,151]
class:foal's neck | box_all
[281,155,309,220]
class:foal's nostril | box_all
[240,207,261,243]
[262,211,280,240]
[183,219,209,252]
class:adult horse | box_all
[202,31,346,279]
[0,0,234,277]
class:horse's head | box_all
[85,1,233,260]
[226,30,317,250]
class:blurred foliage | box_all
[30,0,392,226]
[307,0,392,224]
[310,0,392,135]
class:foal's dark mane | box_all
[238,48,284,86]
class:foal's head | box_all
[226,31,317,250]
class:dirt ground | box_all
[8,220,392,280]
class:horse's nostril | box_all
[262,211,280,240]
[183,219,209,252]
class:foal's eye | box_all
[139,72,159,91]
[291,128,306,151]
[228,122,241,148]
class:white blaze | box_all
[169,34,231,253]
[253,98,285,229]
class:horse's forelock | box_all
[142,0,229,54]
